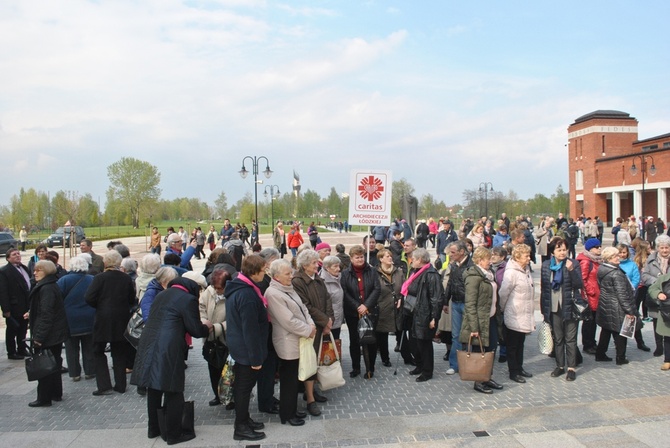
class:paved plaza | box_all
[1,230,669,447]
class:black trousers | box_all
[375,331,390,363]
[5,309,28,356]
[147,388,184,441]
[94,341,128,392]
[581,310,598,350]
[505,329,526,376]
[36,344,63,403]
[344,314,377,372]
[257,326,277,412]
[207,361,220,399]
[596,327,628,359]
[409,335,433,378]
[278,358,299,422]
[233,363,260,427]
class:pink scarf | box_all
[401,263,431,297]
[237,273,269,321]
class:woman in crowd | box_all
[320,255,344,340]
[150,227,161,255]
[499,244,535,383]
[132,277,212,444]
[136,254,161,303]
[287,223,304,258]
[292,249,333,416]
[27,244,48,281]
[540,237,583,381]
[617,223,632,247]
[340,245,381,379]
[140,267,179,322]
[634,239,652,320]
[375,249,402,367]
[467,224,486,250]
[26,260,69,407]
[224,255,269,442]
[536,216,555,264]
[596,247,637,365]
[642,235,670,357]
[618,243,650,352]
[462,246,503,393]
[57,256,95,383]
[207,225,219,252]
[273,221,287,259]
[646,266,670,371]
[266,259,315,426]
[199,268,231,406]
[307,222,319,249]
[403,248,443,382]
[194,227,206,260]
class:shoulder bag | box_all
[317,332,346,390]
[25,340,59,382]
[124,307,144,348]
[456,335,494,382]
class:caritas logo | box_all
[358,176,384,202]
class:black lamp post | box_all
[630,155,656,217]
[264,185,280,229]
[239,156,272,229]
[479,182,494,219]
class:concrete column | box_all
[633,190,642,218]
[611,192,621,225]
[658,188,667,222]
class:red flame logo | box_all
[358,176,384,202]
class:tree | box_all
[326,187,342,217]
[213,191,228,219]
[106,157,161,228]
[301,189,322,218]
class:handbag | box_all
[357,314,376,345]
[403,294,418,313]
[571,296,591,321]
[319,336,342,366]
[537,320,554,355]
[456,335,494,382]
[25,342,59,382]
[317,333,346,391]
[218,355,235,406]
[202,339,229,371]
[124,307,144,348]
[298,337,318,381]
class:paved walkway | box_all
[2,230,669,447]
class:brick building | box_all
[568,110,670,225]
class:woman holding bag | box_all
[266,259,315,426]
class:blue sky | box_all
[1,0,669,212]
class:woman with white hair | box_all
[319,255,344,340]
[136,254,161,303]
[642,234,670,357]
[57,256,95,383]
[140,267,179,321]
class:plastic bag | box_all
[298,337,317,381]
[218,355,235,405]
[538,321,554,355]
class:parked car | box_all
[46,226,86,248]
[0,232,18,256]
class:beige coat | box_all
[266,279,314,360]
[199,286,226,344]
[499,259,535,334]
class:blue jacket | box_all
[619,258,640,290]
[58,272,95,336]
[141,279,164,321]
[492,233,511,247]
[224,277,269,366]
[436,229,458,255]
[166,246,195,270]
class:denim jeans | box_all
[448,301,465,371]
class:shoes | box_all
[415,375,431,382]
[349,370,360,378]
[148,428,161,439]
[92,389,113,396]
[661,363,670,371]
[295,410,307,419]
[364,371,374,379]
[52,396,62,402]
[443,352,449,361]
[548,351,556,358]
[29,400,52,407]
[394,344,400,352]
[306,402,321,416]
[409,367,422,375]
[595,355,613,362]
[261,404,279,414]
[233,426,266,441]
[113,386,126,393]
[566,370,576,381]
[643,317,653,323]
[382,360,392,367]
[584,347,597,355]
[483,379,503,390]
[616,357,629,365]
[519,370,533,378]
[474,382,493,394]
[225,402,235,410]
[654,348,664,357]
[247,418,265,430]
[72,376,81,382]
[551,367,565,378]
[509,374,526,383]
[60,366,68,374]
[85,374,96,380]
[446,368,456,375]
[404,360,417,366]
[281,418,305,426]
[303,391,327,403]
[637,343,651,352]
[209,397,221,406]
[137,386,147,396]
[498,356,507,363]
[8,354,24,360]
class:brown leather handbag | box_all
[456,335,494,382]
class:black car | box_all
[0,232,18,256]
[46,226,86,248]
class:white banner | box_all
[348,169,393,226]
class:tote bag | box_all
[537,321,554,355]
[25,344,59,382]
[317,333,345,390]
[456,335,494,382]
[298,337,317,381]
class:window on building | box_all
[642,144,658,151]
[575,170,583,190]
[663,142,670,148]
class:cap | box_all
[585,238,601,251]
[315,242,331,252]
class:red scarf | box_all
[401,263,430,297]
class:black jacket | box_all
[29,275,69,348]
[540,258,584,322]
[340,263,381,320]
[407,266,443,340]
[85,269,136,342]
[0,262,31,315]
[596,263,636,333]
[442,255,473,305]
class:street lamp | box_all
[630,155,656,217]
[239,156,272,230]
[478,182,494,219]
[264,185,280,229]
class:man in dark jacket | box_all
[436,221,458,263]
[416,220,429,248]
[0,248,31,359]
[443,241,473,375]
[79,239,104,275]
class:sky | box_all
[1,0,669,212]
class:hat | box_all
[182,271,207,290]
[315,242,331,252]
[585,238,601,251]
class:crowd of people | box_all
[1,212,668,443]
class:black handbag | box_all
[403,294,418,313]
[25,343,59,382]
[124,307,144,348]
[571,296,592,321]
[357,314,376,345]
[202,339,229,371]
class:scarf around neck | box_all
[549,257,564,291]
[238,273,268,310]
[401,262,430,297]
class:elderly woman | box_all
[140,267,179,322]
[85,251,136,396]
[499,244,535,383]
[132,277,212,444]
[25,260,69,407]
[536,216,555,264]
[199,268,232,406]
[376,249,402,367]
[273,221,287,258]
[292,249,334,416]
[320,255,344,340]
[642,234,670,357]
[540,237,584,381]
[403,248,443,382]
[467,224,486,250]
[596,247,637,365]
[57,256,95,383]
[341,245,381,379]
[136,254,161,303]
[266,259,315,426]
